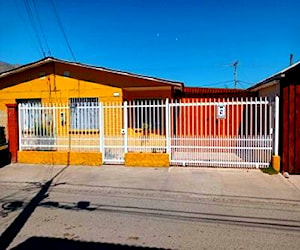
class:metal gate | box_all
[169,97,274,168]
[102,102,125,164]
[102,100,167,163]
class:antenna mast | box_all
[233,61,238,89]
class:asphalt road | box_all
[1,178,300,249]
[1,164,300,249]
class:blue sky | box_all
[0,0,299,88]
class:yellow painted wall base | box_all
[125,152,169,167]
[18,151,102,166]
[272,155,281,172]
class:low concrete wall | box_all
[125,152,169,167]
[18,151,102,166]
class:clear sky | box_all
[0,0,299,88]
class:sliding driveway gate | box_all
[169,98,274,167]
[19,97,277,168]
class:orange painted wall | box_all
[0,62,123,109]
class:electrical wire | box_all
[14,0,42,57]
[200,80,234,87]
[23,0,46,57]
[49,0,77,62]
[31,0,52,56]
[239,80,254,85]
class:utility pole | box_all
[233,61,238,89]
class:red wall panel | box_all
[288,85,295,173]
[282,86,289,172]
[295,86,300,173]
[174,98,244,137]
[282,83,300,174]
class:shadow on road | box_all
[11,236,165,250]
[0,166,68,250]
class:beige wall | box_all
[257,83,280,99]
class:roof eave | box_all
[0,57,53,78]
[0,57,184,89]
[248,61,300,91]
[249,79,280,92]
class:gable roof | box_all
[248,61,300,91]
[0,57,184,89]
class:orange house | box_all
[0,57,184,165]
[0,57,184,108]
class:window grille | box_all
[69,98,99,130]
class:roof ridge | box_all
[0,57,184,88]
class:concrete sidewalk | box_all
[1,163,300,202]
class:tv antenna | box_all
[232,61,239,88]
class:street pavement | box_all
[0,164,300,249]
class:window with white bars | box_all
[69,98,99,130]
[17,99,42,131]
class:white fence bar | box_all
[165,98,171,158]
[18,107,22,151]
[99,102,104,153]
[274,96,279,155]
[123,101,128,154]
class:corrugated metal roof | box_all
[183,87,255,98]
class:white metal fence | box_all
[127,100,167,153]
[169,97,273,168]
[18,97,277,168]
[19,102,101,151]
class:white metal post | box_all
[123,101,128,153]
[99,102,104,154]
[18,104,22,151]
[274,96,279,155]
[53,104,57,147]
[165,98,171,159]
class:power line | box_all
[49,0,77,62]
[23,0,46,57]
[200,80,234,87]
[239,80,254,85]
[14,0,42,57]
[239,80,254,89]
[31,0,52,56]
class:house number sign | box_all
[217,104,226,119]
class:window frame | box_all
[69,97,100,131]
